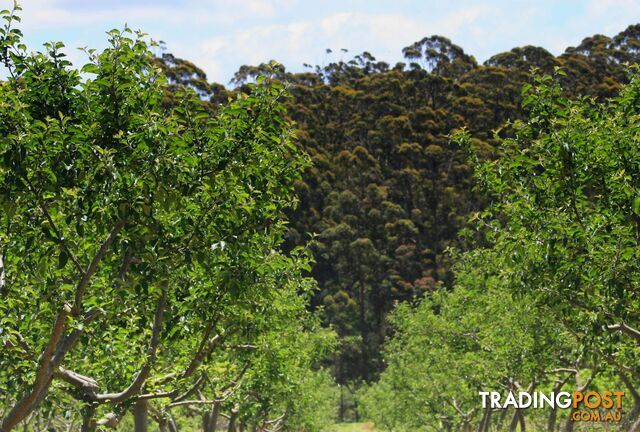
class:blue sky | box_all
[10,0,640,84]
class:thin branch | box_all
[264,413,285,425]
[181,334,221,379]
[544,368,578,375]
[95,289,166,403]
[52,308,102,365]
[0,253,5,293]
[152,329,220,387]
[38,202,84,275]
[166,399,218,408]
[73,218,127,315]
[136,391,176,401]
[137,373,206,402]
[221,343,257,351]
[172,373,206,403]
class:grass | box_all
[332,422,377,432]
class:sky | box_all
[9,0,640,85]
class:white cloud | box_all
[16,0,283,30]
[190,7,498,81]
[585,0,640,33]
[245,0,276,16]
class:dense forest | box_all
[3,0,640,429]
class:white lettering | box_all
[557,392,572,409]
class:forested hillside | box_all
[157,24,640,388]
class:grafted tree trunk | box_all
[134,400,148,432]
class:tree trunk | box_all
[563,407,575,432]
[478,407,492,432]
[358,280,368,382]
[168,417,178,432]
[134,400,148,432]
[462,419,473,432]
[81,404,96,432]
[564,369,596,432]
[227,409,239,432]
[509,409,519,432]
[620,371,640,428]
[547,373,574,432]
[205,402,220,432]
[517,409,526,431]
[496,407,508,430]
[476,409,487,432]
[339,384,345,423]
[547,408,558,432]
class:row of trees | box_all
[360,72,640,430]
[0,6,336,432]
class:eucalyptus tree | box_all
[402,35,477,78]
[0,5,318,431]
